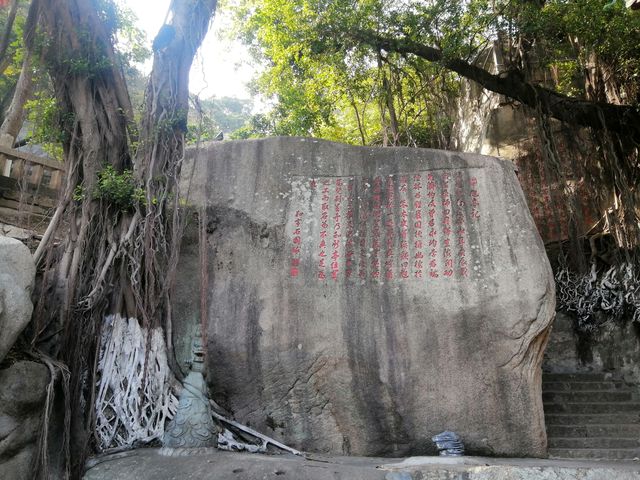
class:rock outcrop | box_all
[0,236,35,363]
[0,361,49,480]
[0,238,47,480]
[175,137,556,457]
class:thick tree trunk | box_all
[26,0,217,477]
[28,2,137,475]
[0,51,32,175]
[0,51,33,141]
[134,0,217,329]
[0,0,19,74]
[0,1,30,174]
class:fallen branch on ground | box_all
[210,406,302,456]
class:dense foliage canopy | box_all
[233,0,640,142]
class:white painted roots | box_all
[95,315,301,456]
[95,315,178,451]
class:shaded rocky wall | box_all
[0,361,49,480]
[0,236,35,363]
[544,312,640,384]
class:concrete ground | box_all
[84,449,640,480]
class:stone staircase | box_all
[543,372,640,460]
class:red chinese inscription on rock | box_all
[288,169,483,282]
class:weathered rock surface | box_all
[0,361,49,480]
[83,449,640,480]
[545,311,640,385]
[176,137,555,458]
[0,236,35,363]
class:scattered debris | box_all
[211,408,302,456]
[432,431,465,456]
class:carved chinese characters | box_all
[289,210,304,277]
[288,169,482,282]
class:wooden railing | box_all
[0,144,65,224]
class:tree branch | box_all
[0,0,19,74]
[353,31,640,139]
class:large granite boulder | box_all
[0,236,35,363]
[175,137,555,457]
[0,361,49,480]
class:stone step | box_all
[543,373,610,382]
[548,448,640,460]
[545,413,640,425]
[543,390,634,403]
[549,437,640,449]
[543,381,631,391]
[544,402,640,414]
[547,424,640,438]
